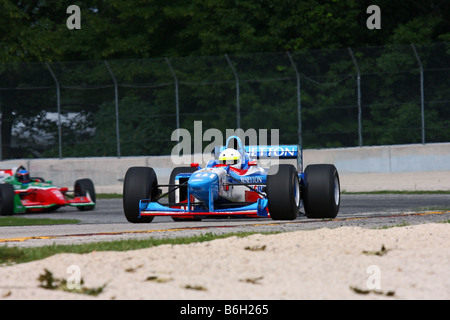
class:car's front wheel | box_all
[303,164,340,219]
[0,184,15,216]
[266,164,300,220]
[74,178,96,211]
[123,167,159,223]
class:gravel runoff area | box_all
[0,222,449,300]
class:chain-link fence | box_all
[0,42,449,160]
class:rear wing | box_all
[213,144,303,172]
[0,168,16,178]
[245,145,298,159]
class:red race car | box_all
[0,165,96,215]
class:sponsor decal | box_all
[239,176,263,184]
[246,145,298,158]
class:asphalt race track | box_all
[1,194,449,248]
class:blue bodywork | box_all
[139,136,304,219]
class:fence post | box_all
[165,58,181,154]
[286,51,302,147]
[45,62,62,159]
[104,61,121,158]
[348,48,362,147]
[165,58,180,131]
[224,54,240,129]
[411,44,425,144]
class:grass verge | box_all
[0,217,80,227]
[0,231,264,265]
[96,193,122,199]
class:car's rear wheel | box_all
[168,167,201,222]
[266,164,300,220]
[303,164,340,219]
[0,184,15,216]
[74,178,96,211]
[123,167,158,223]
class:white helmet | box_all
[219,148,242,167]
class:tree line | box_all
[0,0,449,159]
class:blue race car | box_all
[123,136,340,223]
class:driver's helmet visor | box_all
[219,156,240,165]
[17,170,30,183]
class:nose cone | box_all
[188,171,219,203]
[48,188,67,205]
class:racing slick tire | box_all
[74,178,96,211]
[168,167,201,222]
[266,164,300,220]
[123,167,158,223]
[0,183,15,216]
[303,164,340,219]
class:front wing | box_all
[65,195,95,208]
[17,192,95,212]
[139,198,269,219]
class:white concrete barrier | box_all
[304,142,450,192]
[1,143,449,193]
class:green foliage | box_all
[2,1,449,62]
[0,1,449,157]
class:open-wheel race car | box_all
[0,165,96,215]
[123,136,340,223]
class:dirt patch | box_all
[1,223,449,300]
